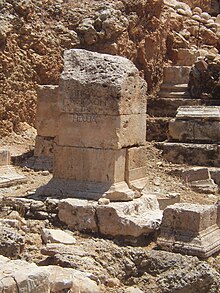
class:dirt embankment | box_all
[0,0,168,136]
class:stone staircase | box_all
[147,50,220,192]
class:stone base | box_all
[0,150,10,166]
[0,166,26,188]
[158,224,220,258]
[58,194,162,237]
[36,179,135,201]
[157,203,220,258]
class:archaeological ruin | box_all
[0,0,220,292]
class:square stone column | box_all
[38,49,148,201]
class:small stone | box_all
[193,7,202,15]
[41,170,50,176]
[41,228,76,245]
[105,277,120,288]
[98,198,110,205]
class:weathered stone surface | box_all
[176,106,220,120]
[56,112,146,149]
[34,135,54,158]
[190,179,218,194]
[35,85,59,137]
[60,49,147,116]
[159,142,220,166]
[175,48,198,66]
[41,228,76,245]
[54,145,126,183]
[182,167,210,182]
[0,223,25,258]
[0,256,50,293]
[0,165,26,188]
[58,195,162,237]
[58,198,98,233]
[158,203,220,258]
[163,66,191,84]
[155,192,180,210]
[169,118,220,142]
[0,149,10,166]
[125,146,148,190]
[46,265,100,293]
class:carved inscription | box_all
[73,113,97,123]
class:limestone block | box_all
[0,149,10,166]
[0,256,50,293]
[125,146,148,190]
[163,66,191,84]
[190,179,218,194]
[0,165,26,188]
[58,195,162,237]
[41,229,76,245]
[169,119,220,142]
[60,49,147,116]
[46,266,100,293]
[182,167,210,182]
[156,193,180,210]
[53,145,126,183]
[34,135,54,157]
[176,48,198,66]
[58,198,98,232]
[35,85,60,137]
[176,106,220,120]
[56,113,146,149]
[158,203,220,258]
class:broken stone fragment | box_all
[41,228,76,245]
[58,194,162,237]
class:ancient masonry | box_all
[35,49,220,255]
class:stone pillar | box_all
[50,49,148,201]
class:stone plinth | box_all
[40,49,148,201]
[158,203,220,258]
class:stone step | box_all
[160,83,189,92]
[158,91,191,98]
[147,98,204,117]
[147,98,220,117]
[157,142,220,167]
[146,117,170,141]
[163,66,191,84]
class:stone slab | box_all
[182,167,210,182]
[58,194,162,237]
[158,142,220,167]
[158,203,220,258]
[163,66,191,84]
[60,49,147,116]
[56,113,146,149]
[169,119,220,142]
[176,106,220,121]
[35,85,60,137]
[0,166,26,188]
[190,179,218,194]
[0,149,10,166]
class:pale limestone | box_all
[0,149,10,166]
[41,228,76,245]
[182,167,210,182]
[176,106,220,120]
[0,165,26,188]
[158,203,220,258]
[60,49,147,116]
[58,195,162,237]
[34,135,54,157]
[163,66,191,84]
[56,113,146,149]
[35,85,59,137]
[190,179,218,194]
[169,119,220,142]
